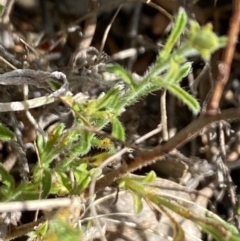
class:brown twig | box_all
[205,0,240,115]
[99,5,122,54]
[6,216,46,241]
[203,0,240,226]
[70,0,98,65]
[81,0,98,50]
[95,108,240,191]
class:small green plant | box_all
[0,7,233,241]
[118,172,240,241]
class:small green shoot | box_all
[0,4,5,17]
[0,123,14,141]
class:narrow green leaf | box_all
[166,84,200,113]
[50,123,65,142]
[50,176,70,196]
[161,60,191,84]
[74,163,91,190]
[40,169,52,198]
[61,95,83,112]
[91,136,113,150]
[47,220,81,241]
[74,164,92,194]
[237,198,240,215]
[174,62,192,83]
[105,64,136,88]
[163,59,180,84]
[144,186,240,241]
[229,234,240,241]
[95,85,122,111]
[205,208,239,235]
[38,124,64,159]
[118,180,126,188]
[130,191,143,213]
[37,124,66,166]
[198,220,231,241]
[47,79,62,91]
[0,4,5,17]
[54,172,72,193]
[17,191,40,201]
[16,182,41,200]
[74,173,91,194]
[172,220,185,241]
[36,134,45,155]
[158,7,188,62]
[0,164,15,189]
[111,117,125,141]
[71,131,92,156]
[143,171,156,183]
[35,221,49,237]
[0,123,14,141]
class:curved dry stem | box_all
[95,108,240,191]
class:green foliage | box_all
[28,221,48,240]
[0,164,15,201]
[0,164,40,201]
[104,7,226,114]
[110,117,125,141]
[158,7,187,63]
[0,123,14,141]
[40,169,52,199]
[237,198,240,216]
[0,7,230,241]
[119,173,240,241]
[51,163,95,195]
[130,190,143,213]
[119,171,156,213]
[45,219,81,241]
[29,216,82,241]
[0,4,5,17]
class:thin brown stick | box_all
[71,0,98,65]
[95,108,240,191]
[99,5,122,53]
[205,0,240,115]
[81,0,98,50]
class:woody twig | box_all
[95,108,240,191]
[205,0,240,115]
